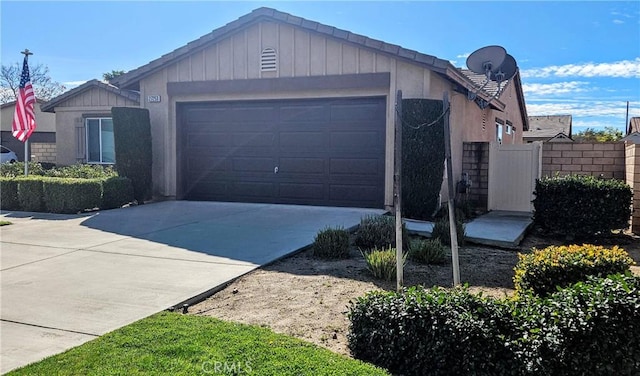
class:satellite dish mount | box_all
[465,45,518,108]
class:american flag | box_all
[12,56,37,142]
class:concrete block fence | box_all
[463,141,640,234]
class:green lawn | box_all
[8,312,388,376]
[0,220,12,226]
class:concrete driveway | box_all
[0,201,383,373]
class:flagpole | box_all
[24,139,29,175]
[20,48,33,176]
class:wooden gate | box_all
[488,142,542,212]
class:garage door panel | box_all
[280,106,328,122]
[331,103,385,121]
[279,132,325,148]
[279,158,325,174]
[330,131,382,149]
[187,133,233,147]
[330,159,380,176]
[232,158,277,173]
[279,183,325,200]
[233,181,277,198]
[330,185,381,204]
[180,97,385,208]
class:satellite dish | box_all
[466,45,506,75]
[490,54,518,82]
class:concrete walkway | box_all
[0,201,383,374]
[405,210,533,248]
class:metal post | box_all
[394,90,404,292]
[443,92,461,286]
[24,139,29,176]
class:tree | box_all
[0,62,66,104]
[573,126,623,142]
[103,70,125,83]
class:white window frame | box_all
[85,117,115,164]
[496,119,503,144]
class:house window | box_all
[86,117,115,164]
[496,119,504,144]
[505,122,513,135]
[260,48,277,71]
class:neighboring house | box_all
[621,132,640,144]
[0,99,56,162]
[48,7,529,209]
[628,117,640,135]
[41,79,139,166]
[547,132,574,143]
[523,115,572,143]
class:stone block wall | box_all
[462,142,489,210]
[625,143,640,234]
[31,142,56,163]
[541,142,625,180]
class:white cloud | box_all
[613,19,624,24]
[526,100,640,119]
[520,58,640,78]
[63,80,88,87]
[522,81,590,96]
[457,52,470,59]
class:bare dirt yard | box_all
[191,230,640,357]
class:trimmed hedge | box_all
[112,107,152,202]
[0,178,19,210]
[401,99,445,220]
[348,286,518,376]
[15,176,45,212]
[513,244,635,297]
[0,176,134,213]
[101,177,134,210]
[43,178,102,214]
[348,274,640,376]
[532,175,632,237]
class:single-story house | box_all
[41,79,140,166]
[44,7,529,209]
[523,115,572,143]
[0,99,56,162]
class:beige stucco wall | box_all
[52,87,138,166]
[1,102,56,133]
[139,21,525,207]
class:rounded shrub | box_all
[409,238,447,265]
[431,218,465,245]
[513,244,635,297]
[354,215,408,251]
[361,246,404,281]
[312,226,350,259]
[532,174,632,237]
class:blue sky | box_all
[2,1,639,134]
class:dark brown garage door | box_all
[178,97,386,208]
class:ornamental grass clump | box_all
[362,246,405,281]
[312,226,350,259]
[354,215,408,250]
[408,238,447,265]
[513,244,635,297]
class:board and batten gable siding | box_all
[53,87,139,108]
[139,20,498,205]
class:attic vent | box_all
[260,48,277,71]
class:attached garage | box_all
[178,97,386,208]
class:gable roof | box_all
[524,115,572,139]
[628,117,640,134]
[1,98,47,109]
[547,132,574,142]
[41,79,140,113]
[110,7,511,110]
